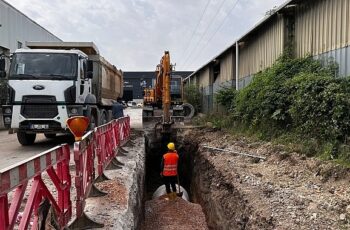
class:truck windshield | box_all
[9,53,78,80]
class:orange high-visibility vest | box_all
[162,152,179,176]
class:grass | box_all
[195,113,350,168]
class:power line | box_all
[180,0,229,69]
[184,0,241,70]
[178,0,211,66]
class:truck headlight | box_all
[70,108,78,114]
[4,108,12,114]
[4,117,11,124]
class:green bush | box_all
[289,74,350,141]
[206,54,350,163]
[235,55,337,129]
[183,84,202,113]
[215,87,236,111]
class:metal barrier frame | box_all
[0,116,131,230]
[0,144,71,230]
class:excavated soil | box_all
[184,128,350,229]
[142,129,208,229]
[94,179,128,206]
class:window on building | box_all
[17,41,23,49]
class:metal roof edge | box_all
[184,0,294,82]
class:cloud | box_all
[8,0,286,71]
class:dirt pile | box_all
[143,196,208,230]
[95,179,127,206]
[185,128,350,229]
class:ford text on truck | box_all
[0,42,123,145]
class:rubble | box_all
[185,129,350,229]
[143,196,208,230]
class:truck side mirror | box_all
[0,59,6,78]
[87,60,93,79]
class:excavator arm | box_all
[160,51,172,124]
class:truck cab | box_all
[0,42,123,145]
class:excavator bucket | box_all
[142,107,162,129]
[142,106,185,129]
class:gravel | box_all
[143,195,208,230]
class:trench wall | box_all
[191,150,273,229]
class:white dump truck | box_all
[0,42,123,145]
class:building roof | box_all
[0,0,61,42]
[184,0,296,81]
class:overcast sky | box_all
[9,0,286,71]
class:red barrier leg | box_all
[8,182,28,229]
[19,178,40,229]
[0,195,9,230]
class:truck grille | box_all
[21,96,59,118]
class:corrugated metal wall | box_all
[220,51,233,83]
[239,14,285,80]
[295,0,350,57]
[0,0,61,53]
[186,0,350,113]
[197,68,210,87]
[201,85,213,114]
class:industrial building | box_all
[184,0,350,114]
[0,0,61,127]
[0,0,61,60]
[123,71,193,102]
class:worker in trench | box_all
[160,142,179,200]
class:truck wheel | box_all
[100,110,107,125]
[17,131,36,146]
[183,103,195,119]
[84,107,97,130]
[44,133,56,139]
[89,114,97,130]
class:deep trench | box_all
[142,130,265,230]
[144,131,196,201]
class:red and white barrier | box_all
[71,116,131,228]
[95,117,131,178]
[73,131,96,220]
[95,122,116,178]
[118,116,131,146]
[0,144,71,230]
[0,116,131,229]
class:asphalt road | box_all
[0,131,74,170]
[0,107,142,171]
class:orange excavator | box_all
[143,51,193,134]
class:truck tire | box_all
[183,103,195,119]
[84,106,97,130]
[44,133,56,139]
[100,109,108,125]
[17,131,36,146]
[90,115,96,130]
